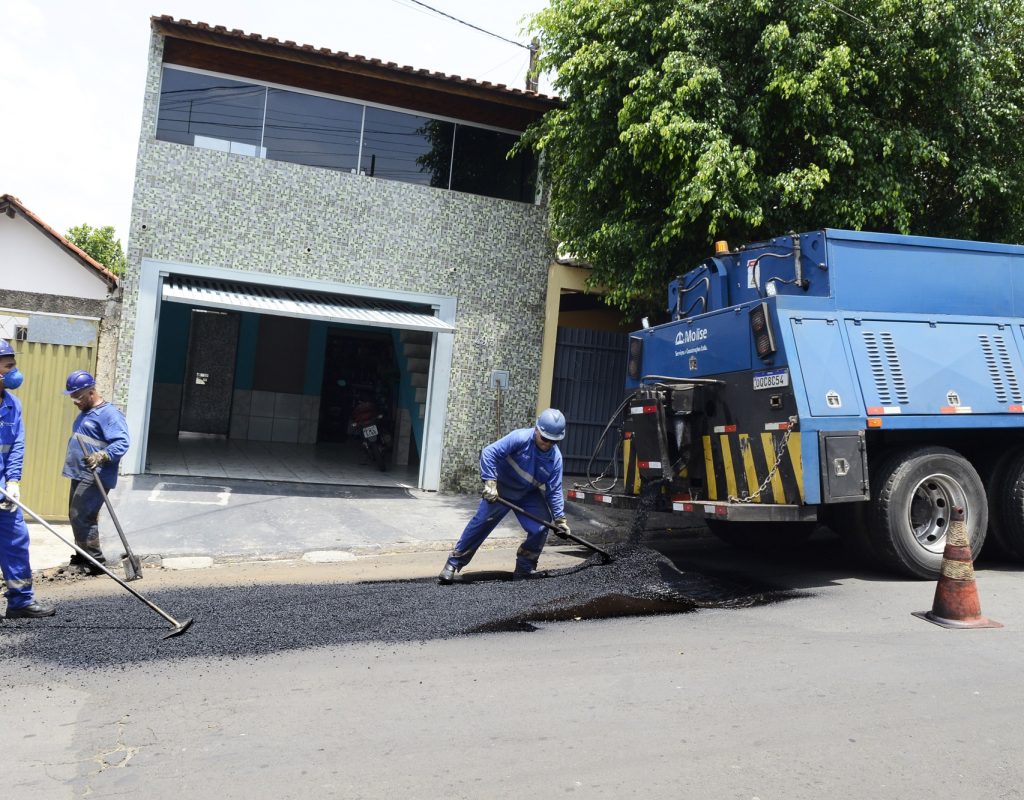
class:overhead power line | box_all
[815,0,871,27]
[389,0,531,49]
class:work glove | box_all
[1,480,19,511]
[553,516,571,538]
[84,450,110,470]
[481,479,499,503]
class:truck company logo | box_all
[675,327,709,358]
[675,328,708,346]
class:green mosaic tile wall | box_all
[117,34,553,491]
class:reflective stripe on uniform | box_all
[504,455,546,492]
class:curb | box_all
[31,524,709,574]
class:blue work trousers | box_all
[0,507,34,609]
[68,480,106,563]
[447,491,550,575]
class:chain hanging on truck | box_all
[728,415,799,504]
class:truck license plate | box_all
[362,425,378,438]
[753,368,789,391]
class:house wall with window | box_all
[117,20,559,491]
[1,194,121,515]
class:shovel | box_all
[494,496,614,563]
[75,433,142,581]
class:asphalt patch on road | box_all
[0,544,801,668]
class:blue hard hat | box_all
[0,340,14,358]
[64,370,96,394]
[536,408,566,441]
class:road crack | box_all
[90,717,141,774]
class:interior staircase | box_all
[394,330,432,465]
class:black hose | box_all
[577,390,638,492]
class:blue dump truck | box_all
[568,229,1024,578]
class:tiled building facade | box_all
[117,19,558,491]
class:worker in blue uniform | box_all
[439,408,570,584]
[62,370,130,575]
[0,340,56,618]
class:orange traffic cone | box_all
[913,506,1002,629]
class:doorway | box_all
[179,309,239,435]
[319,327,403,456]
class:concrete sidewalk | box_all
[27,521,77,572]
[27,473,652,571]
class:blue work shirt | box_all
[0,389,25,490]
[481,427,564,518]
[63,402,130,488]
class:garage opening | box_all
[143,276,449,488]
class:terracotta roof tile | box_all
[151,15,559,104]
[0,194,119,290]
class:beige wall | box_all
[558,309,631,331]
[537,262,629,413]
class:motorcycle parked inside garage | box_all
[346,383,392,471]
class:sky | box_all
[0,0,552,248]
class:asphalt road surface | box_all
[3,530,1022,799]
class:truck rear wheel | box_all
[994,450,1024,559]
[706,520,816,552]
[868,446,987,579]
[979,450,1023,560]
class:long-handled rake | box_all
[1,485,194,639]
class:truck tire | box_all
[979,449,1024,560]
[706,520,816,552]
[994,450,1024,560]
[868,446,987,579]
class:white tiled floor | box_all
[145,436,420,488]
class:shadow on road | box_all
[646,524,1024,592]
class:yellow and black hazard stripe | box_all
[623,433,641,495]
[701,429,804,504]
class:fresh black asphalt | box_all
[0,543,797,670]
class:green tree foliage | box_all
[524,0,1024,313]
[64,223,126,277]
